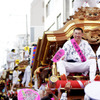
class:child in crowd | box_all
[11,66,21,91]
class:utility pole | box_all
[26,14,28,46]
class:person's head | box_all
[48,81,56,89]
[11,49,15,53]
[73,27,83,43]
[41,96,51,100]
[26,46,28,50]
[28,60,30,65]
[48,76,58,88]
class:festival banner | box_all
[52,49,65,62]
[18,89,40,100]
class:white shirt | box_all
[24,50,29,58]
[7,52,17,62]
[62,39,95,62]
[13,70,21,84]
[25,65,31,73]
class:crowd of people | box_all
[0,47,31,99]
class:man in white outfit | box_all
[7,49,18,70]
[23,46,29,60]
[57,27,96,82]
[73,0,98,14]
[11,66,22,91]
[96,46,100,71]
[22,61,31,87]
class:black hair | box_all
[12,96,17,100]
[74,27,83,33]
[28,60,30,65]
[11,49,15,52]
[14,66,18,70]
[41,96,51,100]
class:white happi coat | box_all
[22,65,31,87]
[96,46,100,71]
[7,52,17,70]
[62,39,95,62]
[24,50,29,60]
[12,70,21,84]
[73,0,97,14]
[57,39,96,81]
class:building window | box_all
[46,0,54,17]
[57,13,61,29]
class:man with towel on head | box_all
[7,49,19,70]
[73,0,99,14]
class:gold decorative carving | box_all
[83,26,100,44]
[64,7,100,24]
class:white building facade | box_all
[30,0,44,43]
[30,0,73,42]
[44,0,73,31]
